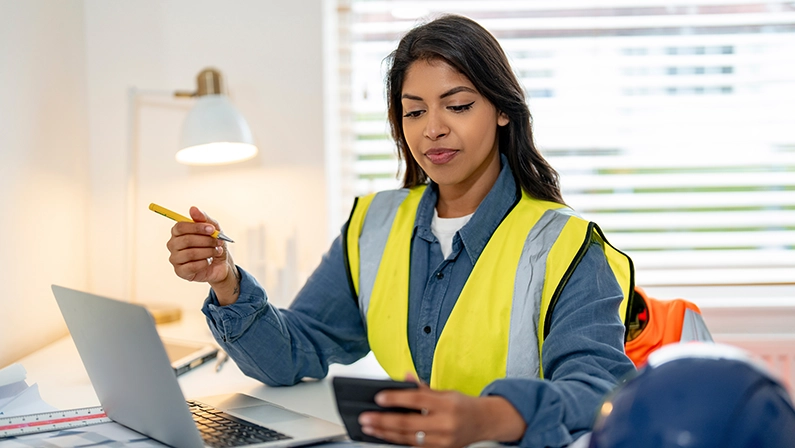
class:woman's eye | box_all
[449,101,475,112]
[403,110,423,118]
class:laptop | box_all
[52,285,346,448]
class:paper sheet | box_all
[0,384,57,417]
[0,364,56,417]
[0,365,26,388]
[0,383,28,411]
[0,363,57,418]
[0,421,167,447]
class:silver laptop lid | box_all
[53,285,204,448]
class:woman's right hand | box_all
[165,206,240,305]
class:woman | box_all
[166,15,635,448]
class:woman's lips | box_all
[425,148,458,164]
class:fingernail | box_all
[358,414,372,426]
[361,426,374,435]
[374,393,386,405]
[216,246,223,255]
[204,225,214,234]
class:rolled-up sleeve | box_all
[481,242,636,447]
[202,233,370,386]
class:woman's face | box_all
[401,59,508,194]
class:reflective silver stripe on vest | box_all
[680,309,714,343]
[357,189,411,329]
[549,206,582,220]
[506,209,573,379]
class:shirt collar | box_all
[414,154,519,264]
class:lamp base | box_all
[142,303,183,324]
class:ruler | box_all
[0,406,111,438]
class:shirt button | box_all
[436,272,444,280]
[423,326,431,334]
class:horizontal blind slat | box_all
[549,154,795,170]
[585,210,795,230]
[636,267,795,286]
[561,171,795,190]
[566,191,795,209]
[609,230,795,249]
[628,249,793,269]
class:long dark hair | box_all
[386,14,564,204]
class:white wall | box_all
[0,1,90,366]
[1,0,330,367]
[83,0,329,310]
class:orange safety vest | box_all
[625,287,713,367]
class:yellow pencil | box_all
[149,203,234,243]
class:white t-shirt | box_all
[431,208,474,259]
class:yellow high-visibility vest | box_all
[345,186,633,396]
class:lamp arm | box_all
[125,87,139,303]
[124,87,183,303]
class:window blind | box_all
[339,0,795,287]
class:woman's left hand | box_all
[357,377,526,448]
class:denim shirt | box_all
[202,159,635,448]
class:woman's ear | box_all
[498,111,509,127]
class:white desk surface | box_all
[14,307,388,426]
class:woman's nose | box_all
[423,111,449,140]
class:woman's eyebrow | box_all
[439,86,477,99]
[401,93,424,101]
[401,86,478,101]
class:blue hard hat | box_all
[589,343,795,448]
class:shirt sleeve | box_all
[481,242,636,447]
[201,232,370,386]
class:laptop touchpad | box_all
[230,404,308,425]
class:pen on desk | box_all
[149,203,234,243]
[215,350,229,373]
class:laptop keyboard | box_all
[187,400,293,447]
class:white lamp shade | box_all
[177,94,258,165]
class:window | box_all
[335,1,795,287]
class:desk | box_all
[14,306,388,427]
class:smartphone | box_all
[332,376,419,444]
